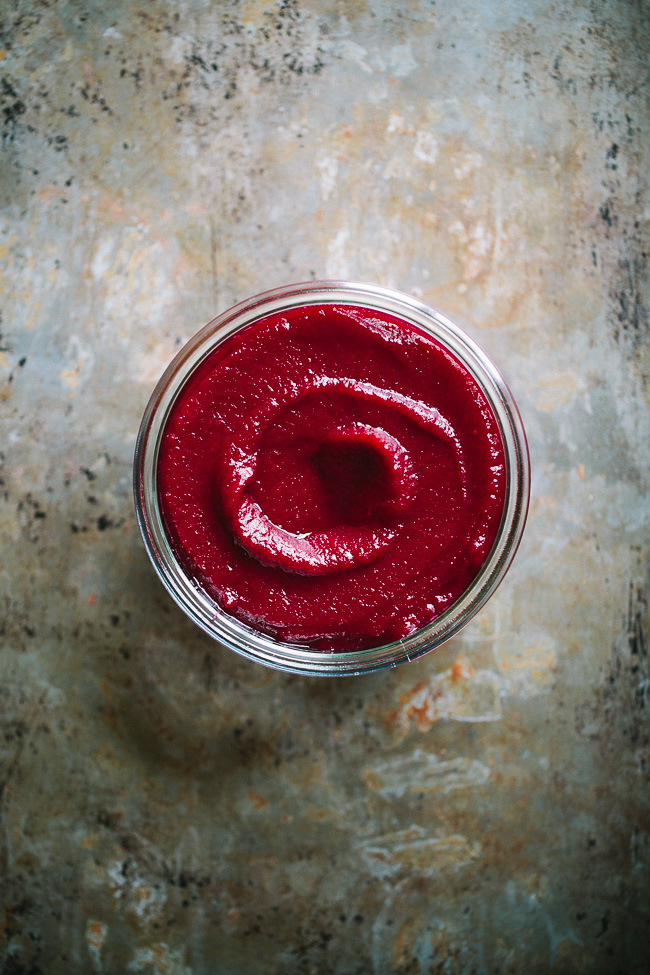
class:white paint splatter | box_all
[107,858,127,900]
[447,218,495,280]
[414,130,438,164]
[364,748,490,797]
[105,858,166,923]
[317,156,339,202]
[91,237,116,281]
[359,825,481,878]
[130,878,167,921]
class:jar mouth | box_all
[134,281,530,676]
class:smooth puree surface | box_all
[158,304,506,650]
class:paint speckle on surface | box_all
[316,155,338,201]
[387,659,504,738]
[363,749,490,797]
[1,0,649,972]
[359,826,481,878]
[86,919,108,972]
[128,943,193,975]
[413,130,438,164]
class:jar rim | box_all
[133,280,530,676]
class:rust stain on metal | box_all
[248,791,267,810]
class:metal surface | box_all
[1,1,648,972]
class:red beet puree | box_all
[158,304,506,651]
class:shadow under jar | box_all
[134,282,529,676]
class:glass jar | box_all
[134,281,529,676]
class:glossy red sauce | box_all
[158,304,506,651]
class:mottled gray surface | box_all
[1,1,649,973]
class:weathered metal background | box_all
[1,1,648,972]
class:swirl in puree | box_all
[158,304,506,650]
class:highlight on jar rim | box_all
[134,281,530,676]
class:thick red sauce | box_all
[158,304,506,651]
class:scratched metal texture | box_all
[0,1,648,973]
